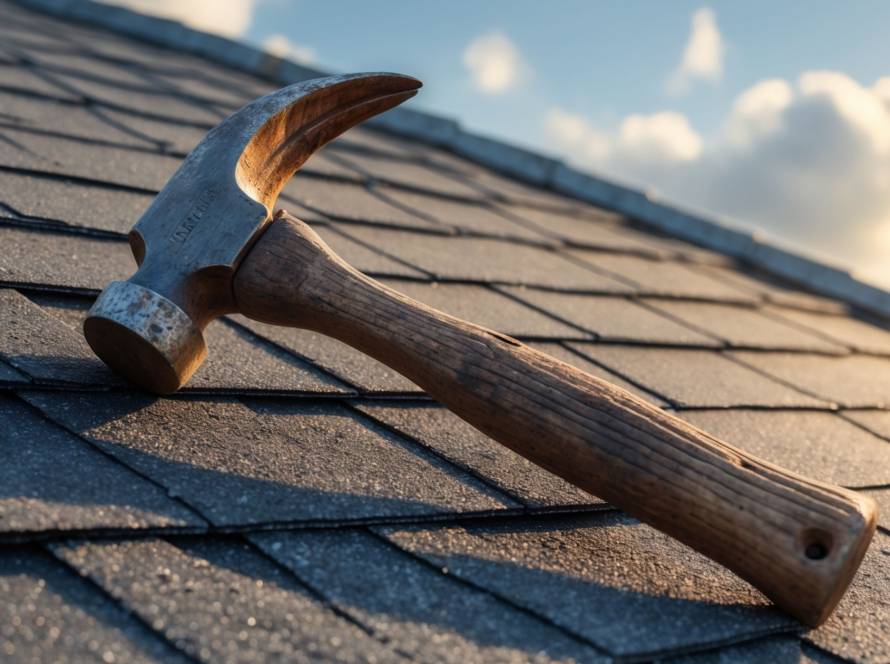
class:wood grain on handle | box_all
[233,212,877,626]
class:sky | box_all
[109,1,890,288]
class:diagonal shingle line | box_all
[42,543,207,664]
[0,163,158,195]
[342,400,543,509]
[720,351,841,407]
[363,526,803,663]
[5,43,231,117]
[0,502,613,547]
[553,341,678,407]
[362,525,616,660]
[0,118,167,154]
[10,391,211,525]
[616,630,808,664]
[235,533,418,662]
[800,640,861,664]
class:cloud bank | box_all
[104,0,256,37]
[546,72,890,285]
[463,31,527,94]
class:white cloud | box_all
[725,79,792,146]
[546,71,890,286]
[617,112,703,162]
[544,108,702,179]
[667,8,724,95]
[103,0,256,37]
[463,31,526,94]
[544,108,610,163]
[263,34,316,64]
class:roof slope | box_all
[0,1,888,662]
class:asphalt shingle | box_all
[333,149,486,200]
[0,61,82,101]
[766,305,890,355]
[230,318,421,392]
[312,224,428,278]
[501,204,673,255]
[528,342,667,407]
[665,638,832,663]
[0,91,157,148]
[502,288,720,346]
[568,344,829,408]
[568,251,756,302]
[695,263,848,314]
[377,280,585,339]
[679,409,890,487]
[52,537,401,663]
[379,514,792,659]
[353,400,599,508]
[0,359,27,383]
[843,410,890,442]
[731,352,890,408]
[0,547,188,663]
[0,125,180,191]
[29,63,226,125]
[284,175,437,230]
[191,320,351,394]
[336,224,634,291]
[379,187,554,242]
[251,529,608,663]
[645,300,847,352]
[0,394,202,534]
[0,288,122,386]
[25,392,515,526]
[0,170,153,233]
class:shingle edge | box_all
[15,0,890,317]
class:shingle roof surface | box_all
[0,2,888,661]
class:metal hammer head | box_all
[84,73,421,394]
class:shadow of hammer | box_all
[82,72,876,627]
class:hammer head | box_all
[84,73,421,394]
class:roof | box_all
[0,1,888,662]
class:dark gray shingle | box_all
[379,514,792,659]
[0,547,189,663]
[52,537,402,663]
[0,394,203,533]
[503,288,720,345]
[353,400,600,508]
[25,392,515,526]
[731,352,890,408]
[569,344,829,408]
[251,529,608,663]
[679,409,890,487]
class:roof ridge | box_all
[16,0,890,318]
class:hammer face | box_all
[85,281,207,394]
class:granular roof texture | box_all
[0,2,888,662]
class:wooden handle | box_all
[233,213,877,626]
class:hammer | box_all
[83,73,876,626]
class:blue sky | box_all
[112,1,890,287]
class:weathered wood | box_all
[234,211,877,627]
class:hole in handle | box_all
[802,528,833,561]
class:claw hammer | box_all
[82,73,877,626]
